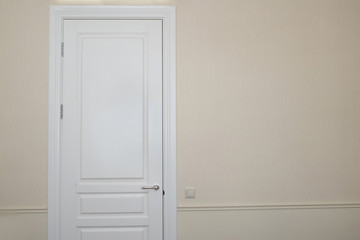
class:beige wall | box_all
[0,212,47,240]
[1,0,360,239]
[178,207,360,240]
[0,0,49,209]
[177,0,360,206]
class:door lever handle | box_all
[142,185,160,191]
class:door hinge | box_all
[60,104,63,119]
[61,42,64,57]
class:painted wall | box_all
[177,0,360,206]
[1,0,360,239]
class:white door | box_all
[61,20,163,240]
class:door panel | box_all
[80,228,147,240]
[81,35,145,180]
[62,20,162,240]
[80,194,147,214]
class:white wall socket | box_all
[185,187,196,198]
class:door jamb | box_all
[48,6,177,240]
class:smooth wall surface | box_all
[177,0,360,206]
[1,0,360,239]
[0,0,49,209]
[0,212,47,240]
[178,207,360,240]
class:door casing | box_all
[48,6,176,240]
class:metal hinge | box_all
[61,42,64,57]
[60,104,63,119]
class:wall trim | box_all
[0,208,48,214]
[5,203,357,213]
[178,203,360,211]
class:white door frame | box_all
[48,6,176,240]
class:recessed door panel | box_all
[81,36,146,179]
[80,194,147,214]
[80,228,147,240]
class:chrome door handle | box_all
[142,185,160,191]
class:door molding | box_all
[48,6,176,240]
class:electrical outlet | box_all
[185,187,196,198]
